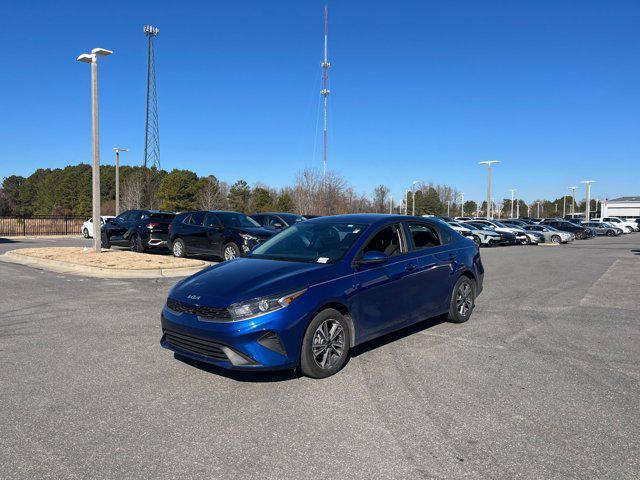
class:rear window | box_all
[150,213,176,220]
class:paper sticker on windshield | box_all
[317,257,329,263]
[353,229,360,233]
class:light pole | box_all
[404,189,410,215]
[446,200,451,217]
[536,201,541,218]
[77,48,113,253]
[459,193,465,217]
[113,147,128,216]
[516,200,520,218]
[581,180,595,221]
[509,188,516,218]
[411,180,420,216]
[562,195,566,217]
[569,186,577,216]
[479,160,500,219]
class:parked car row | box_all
[95,209,312,260]
[440,214,639,246]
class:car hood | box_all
[230,226,276,238]
[169,257,338,307]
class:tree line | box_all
[0,163,595,218]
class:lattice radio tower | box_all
[143,25,160,170]
[320,5,331,179]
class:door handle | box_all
[405,263,416,272]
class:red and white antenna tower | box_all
[320,4,331,179]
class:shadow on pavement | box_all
[0,237,18,244]
[174,353,300,383]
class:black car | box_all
[169,210,276,260]
[101,210,175,252]
[540,219,590,240]
[249,212,306,231]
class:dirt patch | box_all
[10,247,206,270]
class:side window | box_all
[362,225,403,257]
[252,215,264,225]
[406,223,442,250]
[268,216,282,227]
[190,212,205,226]
[115,212,130,223]
[204,213,221,228]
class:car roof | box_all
[305,214,440,227]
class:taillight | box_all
[146,222,160,229]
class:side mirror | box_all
[357,250,389,266]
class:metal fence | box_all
[0,216,85,236]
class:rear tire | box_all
[551,235,561,244]
[172,238,187,258]
[223,242,240,261]
[130,234,145,253]
[101,234,111,249]
[447,276,475,323]
[300,309,351,379]
[575,231,585,240]
[606,230,615,237]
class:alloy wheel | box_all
[456,282,473,316]
[173,241,183,257]
[224,245,237,260]
[311,319,345,370]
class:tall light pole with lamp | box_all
[459,192,465,217]
[479,160,500,219]
[77,48,113,253]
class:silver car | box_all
[582,222,622,236]
[523,225,573,244]
[447,221,503,246]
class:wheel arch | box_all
[307,301,356,348]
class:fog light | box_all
[220,346,255,366]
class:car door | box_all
[109,211,131,244]
[180,212,206,252]
[352,223,416,340]
[203,213,225,255]
[402,221,454,320]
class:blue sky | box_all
[1,0,638,204]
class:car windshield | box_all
[467,222,492,231]
[249,222,368,263]
[216,212,261,228]
[277,213,305,225]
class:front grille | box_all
[166,298,231,321]
[163,329,228,361]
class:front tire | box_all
[551,235,561,244]
[300,309,351,379]
[447,276,475,323]
[83,228,90,239]
[606,230,615,237]
[223,242,240,261]
[101,234,111,249]
[172,238,187,258]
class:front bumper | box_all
[160,303,307,371]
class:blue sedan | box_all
[161,214,484,378]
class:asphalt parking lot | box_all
[1,235,639,479]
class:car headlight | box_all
[227,288,307,321]
[239,233,258,242]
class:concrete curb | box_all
[0,250,211,279]
[537,243,562,247]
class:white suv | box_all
[600,217,638,233]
